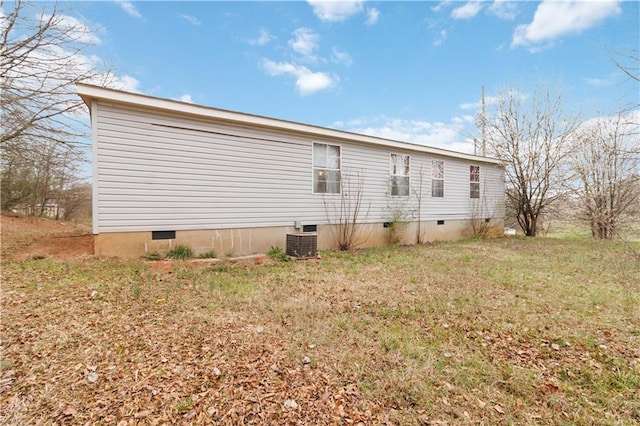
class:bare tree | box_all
[479,89,580,236]
[613,48,639,83]
[1,136,81,215]
[0,0,113,153]
[323,168,371,251]
[569,111,640,239]
[611,44,639,110]
[1,1,116,216]
[59,182,92,220]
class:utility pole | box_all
[481,85,486,156]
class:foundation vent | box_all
[286,233,317,259]
[152,230,175,240]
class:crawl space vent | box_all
[286,233,317,259]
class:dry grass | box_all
[1,231,639,424]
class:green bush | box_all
[167,245,193,260]
[198,251,216,259]
[267,246,290,262]
[144,251,163,261]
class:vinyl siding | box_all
[94,102,504,233]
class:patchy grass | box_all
[197,250,217,259]
[267,246,291,262]
[166,245,194,260]
[1,236,639,424]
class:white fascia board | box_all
[77,83,503,166]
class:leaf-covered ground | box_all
[1,216,639,424]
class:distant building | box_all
[19,203,65,219]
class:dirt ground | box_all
[1,212,638,424]
[0,213,93,261]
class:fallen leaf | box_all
[62,406,77,416]
[284,399,298,410]
[133,410,152,418]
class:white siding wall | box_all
[94,102,504,233]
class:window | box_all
[470,165,480,198]
[431,160,444,197]
[390,154,410,196]
[313,143,341,193]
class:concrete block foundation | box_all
[94,219,504,258]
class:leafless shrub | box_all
[469,181,497,239]
[323,168,371,251]
[383,193,412,246]
[411,164,427,244]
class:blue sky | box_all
[26,1,640,153]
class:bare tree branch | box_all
[0,0,115,214]
[568,111,640,239]
[323,168,371,251]
[479,88,580,236]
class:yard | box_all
[1,214,639,424]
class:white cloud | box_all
[583,72,620,88]
[249,29,275,46]
[288,27,320,59]
[307,0,364,22]
[459,90,527,110]
[451,2,484,20]
[331,47,353,66]
[512,0,622,48]
[366,8,379,25]
[115,1,142,19]
[179,14,201,26]
[177,94,194,103]
[40,13,102,45]
[579,110,640,130]
[583,77,608,87]
[431,1,453,13]
[433,30,447,47]
[261,59,337,95]
[487,1,518,20]
[111,74,140,93]
[333,115,476,153]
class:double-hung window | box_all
[470,165,480,198]
[431,160,444,197]
[313,143,341,194]
[390,154,410,196]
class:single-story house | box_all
[77,83,505,258]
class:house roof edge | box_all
[77,83,503,165]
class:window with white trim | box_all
[390,154,410,196]
[470,165,480,198]
[313,143,341,194]
[431,160,444,197]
